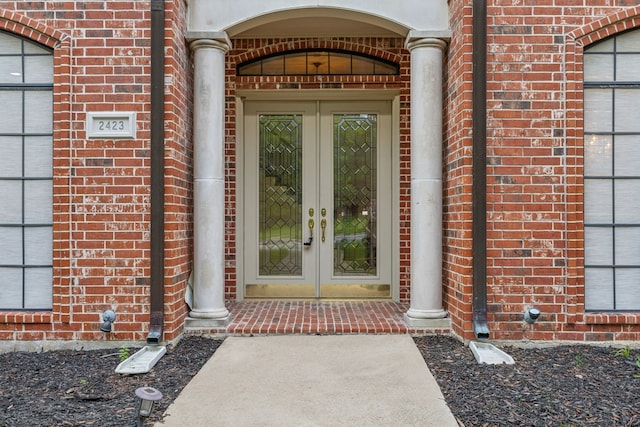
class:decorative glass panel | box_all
[333,113,377,276]
[615,227,640,266]
[258,114,303,276]
[584,268,614,310]
[615,180,640,224]
[584,180,612,223]
[614,135,640,177]
[584,89,612,132]
[584,134,612,176]
[238,50,399,76]
[585,227,613,265]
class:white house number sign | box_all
[87,112,136,139]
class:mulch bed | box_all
[415,336,640,427]
[1,335,639,426]
[0,336,221,427]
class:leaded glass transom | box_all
[238,50,399,76]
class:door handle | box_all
[304,209,314,246]
[320,208,327,242]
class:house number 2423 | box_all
[97,120,126,131]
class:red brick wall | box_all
[445,0,640,341]
[0,1,192,343]
[443,0,475,340]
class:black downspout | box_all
[472,0,490,339]
[147,0,165,345]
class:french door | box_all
[243,101,391,298]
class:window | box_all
[237,50,399,76]
[584,29,640,311]
[0,31,53,310]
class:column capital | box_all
[187,31,232,52]
[405,36,448,52]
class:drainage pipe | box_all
[472,0,489,339]
[147,0,165,345]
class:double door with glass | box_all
[243,101,391,298]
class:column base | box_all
[403,314,450,329]
[184,314,231,330]
[404,308,448,328]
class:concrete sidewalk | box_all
[157,335,458,426]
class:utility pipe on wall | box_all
[472,0,489,339]
[148,0,165,344]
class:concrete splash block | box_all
[470,341,514,365]
[115,345,166,374]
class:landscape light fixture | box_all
[524,307,541,324]
[135,386,163,426]
[100,309,116,333]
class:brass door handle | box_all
[304,209,314,246]
[320,208,327,242]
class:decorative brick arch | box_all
[563,6,640,326]
[0,9,69,47]
[568,5,640,47]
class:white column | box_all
[187,38,230,326]
[405,38,448,325]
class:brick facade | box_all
[2,0,640,344]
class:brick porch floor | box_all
[188,301,451,336]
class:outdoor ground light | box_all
[524,307,541,324]
[100,309,116,333]
[135,386,163,426]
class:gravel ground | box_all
[415,336,640,427]
[0,336,221,427]
[1,335,639,426]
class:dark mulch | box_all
[0,336,222,427]
[1,335,639,426]
[415,336,640,427]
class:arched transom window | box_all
[237,50,399,76]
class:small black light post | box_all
[135,386,163,427]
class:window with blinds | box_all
[583,29,640,311]
[0,31,53,310]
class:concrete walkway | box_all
[157,335,458,426]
